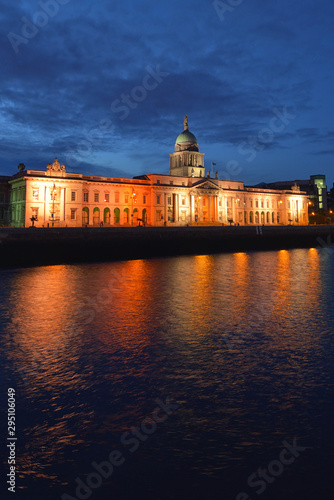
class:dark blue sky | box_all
[1,0,333,186]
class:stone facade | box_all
[5,118,309,227]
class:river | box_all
[1,248,334,499]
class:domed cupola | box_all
[175,115,199,152]
[169,116,205,178]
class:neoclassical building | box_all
[6,117,308,227]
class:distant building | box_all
[0,176,11,226]
[255,175,327,212]
[3,117,309,227]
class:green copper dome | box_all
[176,130,198,144]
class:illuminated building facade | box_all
[6,117,309,228]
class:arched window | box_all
[104,208,110,224]
[272,212,275,223]
[133,208,138,224]
[244,211,247,224]
[261,211,265,224]
[142,208,147,225]
[124,208,129,223]
[114,207,120,224]
[82,207,89,225]
[93,207,100,225]
[266,212,270,223]
[249,211,253,223]
[255,211,259,224]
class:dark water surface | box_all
[1,249,334,499]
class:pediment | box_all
[192,180,221,190]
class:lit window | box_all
[115,192,119,203]
[71,191,76,202]
[32,188,39,201]
[83,192,89,202]
[94,192,99,203]
[105,193,110,203]
[70,209,77,220]
[143,195,146,204]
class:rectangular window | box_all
[182,182,185,186]
[115,192,119,203]
[266,201,269,208]
[94,192,99,203]
[105,193,110,203]
[255,201,258,208]
[156,210,161,221]
[156,195,161,204]
[168,196,172,205]
[203,198,206,206]
[83,192,89,202]
[218,198,222,207]
[170,181,173,185]
[288,201,291,209]
[156,180,160,184]
[32,208,38,220]
[261,201,264,208]
[250,200,253,208]
[181,211,186,221]
[125,194,129,203]
[32,188,39,201]
[70,209,76,220]
[182,197,186,206]
[143,195,146,204]
[71,191,76,202]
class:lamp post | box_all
[131,189,136,226]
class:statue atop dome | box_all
[184,114,188,130]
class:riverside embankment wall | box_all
[0,225,333,268]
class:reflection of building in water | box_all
[5,117,309,227]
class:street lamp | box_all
[131,189,136,226]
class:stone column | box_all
[164,193,167,223]
[215,196,218,222]
[173,193,177,222]
[208,196,211,223]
